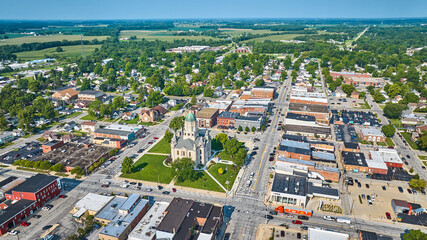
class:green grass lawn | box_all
[119,30,217,42]
[401,132,419,150]
[0,35,108,46]
[80,114,101,121]
[242,33,303,42]
[175,171,225,193]
[16,45,102,60]
[390,119,402,128]
[418,155,427,160]
[148,137,171,154]
[208,163,239,191]
[124,118,139,124]
[386,137,395,147]
[66,112,82,118]
[121,154,172,184]
[218,151,234,161]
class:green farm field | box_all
[0,35,108,46]
[120,30,217,42]
[16,45,101,60]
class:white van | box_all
[336,217,351,224]
[121,184,129,188]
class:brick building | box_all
[217,111,239,129]
[78,90,105,101]
[0,174,60,235]
[359,127,386,143]
[250,87,275,99]
[196,108,219,128]
[42,140,64,153]
[52,88,79,101]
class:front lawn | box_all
[208,163,239,191]
[418,155,427,160]
[385,137,395,147]
[401,132,419,150]
[66,112,82,118]
[120,154,172,184]
[175,171,225,192]
[148,137,171,154]
[80,114,100,121]
[125,118,139,124]
[390,119,402,128]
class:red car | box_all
[292,220,302,224]
[20,222,30,227]
[172,188,177,192]
[269,157,274,162]
[58,195,66,198]
[385,212,391,220]
[153,137,159,140]
[148,142,153,144]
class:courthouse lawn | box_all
[148,137,171,154]
[208,163,239,190]
[175,171,225,193]
[121,154,172,184]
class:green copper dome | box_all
[185,112,196,122]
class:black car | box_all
[398,187,404,193]
[357,182,361,188]
[382,186,387,191]
[406,155,411,158]
[129,182,137,185]
[298,215,309,220]
[265,215,274,220]
[33,215,41,219]
[269,210,278,215]
[157,185,163,190]
[365,184,370,188]
[162,191,170,195]
[297,232,301,239]
[42,225,52,230]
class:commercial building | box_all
[367,151,389,174]
[81,121,97,132]
[0,132,14,145]
[128,202,169,240]
[0,174,60,235]
[342,142,360,153]
[78,90,105,101]
[359,127,386,143]
[92,124,144,148]
[375,148,403,168]
[72,193,114,222]
[342,151,368,173]
[196,108,219,128]
[284,113,331,138]
[42,140,64,153]
[275,158,340,182]
[156,198,223,240]
[290,96,328,106]
[288,103,330,123]
[97,194,150,240]
[229,99,270,115]
[52,88,79,101]
[249,87,275,99]
[217,111,239,129]
[208,100,232,113]
[308,228,349,240]
[278,139,311,161]
[235,116,264,130]
[270,173,339,207]
[167,46,211,53]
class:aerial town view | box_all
[0,1,426,240]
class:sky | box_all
[1,0,426,20]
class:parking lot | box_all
[334,124,358,143]
[0,142,42,165]
[332,110,380,126]
[347,178,425,222]
[257,224,305,240]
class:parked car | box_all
[406,155,411,158]
[413,190,418,195]
[323,215,335,221]
[42,225,52,230]
[265,215,274,220]
[33,215,41,219]
[407,189,412,194]
[172,188,177,192]
[145,188,153,192]
[357,182,361,188]
[298,216,309,220]
[153,137,159,140]
[367,195,371,200]
[162,191,170,195]
[385,212,391,220]
[101,184,109,188]
[8,230,19,235]
[421,190,426,195]
[365,184,370,188]
[20,222,30,227]
[269,157,274,162]
[361,194,365,199]
[382,186,386,191]
[58,194,66,198]
[292,220,303,224]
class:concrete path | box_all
[204,169,228,193]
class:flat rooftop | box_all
[360,127,384,137]
[368,151,389,170]
[156,198,194,234]
[74,193,114,213]
[36,142,111,169]
[8,174,58,193]
[271,173,307,196]
[128,202,169,240]
[342,151,367,167]
[308,228,349,240]
[377,148,403,164]
[196,108,218,118]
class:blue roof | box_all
[281,139,310,150]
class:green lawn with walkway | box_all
[148,137,171,154]
[175,171,225,192]
[386,137,395,147]
[121,154,172,184]
[208,163,239,191]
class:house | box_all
[152,105,167,116]
[334,88,346,98]
[117,85,128,92]
[196,108,219,128]
[139,109,159,122]
[402,117,419,125]
[74,100,91,109]
[62,121,76,132]
[351,91,360,99]
[52,88,79,101]
[122,112,137,121]
[81,122,97,132]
